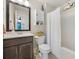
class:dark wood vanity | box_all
[3,36,34,59]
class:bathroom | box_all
[3,0,75,59]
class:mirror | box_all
[6,0,31,31]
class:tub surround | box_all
[61,47,75,59]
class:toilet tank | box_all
[36,36,45,45]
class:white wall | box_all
[46,4,54,13]
[61,8,75,51]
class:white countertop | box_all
[3,32,34,39]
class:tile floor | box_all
[48,53,58,59]
[35,52,58,59]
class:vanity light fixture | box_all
[63,1,75,11]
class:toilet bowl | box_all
[39,44,50,53]
[35,36,50,59]
[39,44,50,59]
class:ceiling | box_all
[28,0,74,12]
[37,0,72,8]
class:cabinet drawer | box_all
[4,36,33,47]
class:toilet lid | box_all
[39,44,50,51]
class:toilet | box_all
[35,36,50,59]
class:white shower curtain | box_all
[47,8,61,59]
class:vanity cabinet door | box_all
[4,46,18,59]
[19,43,33,59]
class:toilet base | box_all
[41,53,48,59]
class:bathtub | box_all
[61,47,75,59]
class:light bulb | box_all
[17,0,23,2]
[16,0,24,5]
[24,0,30,7]
[11,0,16,2]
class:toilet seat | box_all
[39,44,50,53]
